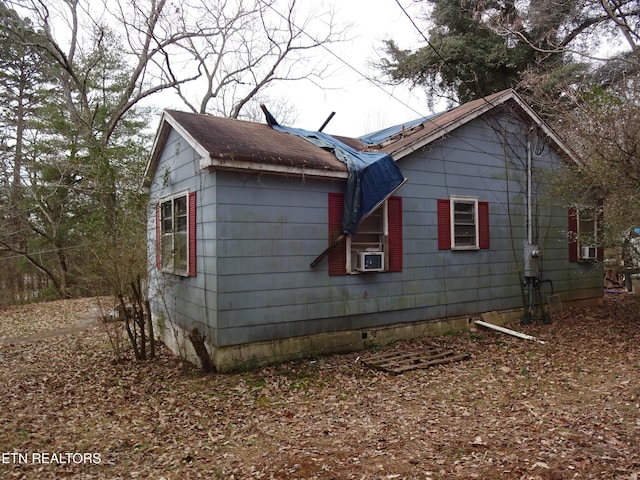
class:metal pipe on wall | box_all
[527,127,533,245]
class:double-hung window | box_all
[156,191,197,276]
[451,196,479,249]
[328,193,402,275]
[438,196,490,250]
[568,205,603,262]
[347,204,386,272]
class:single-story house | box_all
[143,89,603,372]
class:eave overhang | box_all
[376,90,582,167]
[143,110,350,189]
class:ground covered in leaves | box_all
[1,294,639,479]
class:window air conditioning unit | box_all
[581,245,597,260]
[356,251,384,272]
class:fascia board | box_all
[162,111,211,160]
[388,95,507,160]
[387,117,475,160]
[506,93,583,167]
[143,110,211,188]
[200,158,348,180]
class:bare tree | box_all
[6,0,344,138]
[0,0,345,319]
[599,0,640,52]
[478,1,638,56]
[167,0,345,119]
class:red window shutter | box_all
[437,199,451,250]
[188,191,197,277]
[387,196,403,272]
[478,201,490,249]
[328,193,347,275]
[568,207,578,262]
[155,202,162,270]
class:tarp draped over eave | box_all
[266,121,406,235]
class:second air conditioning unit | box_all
[581,245,597,260]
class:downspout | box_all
[522,127,536,323]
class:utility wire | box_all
[259,0,496,136]
[393,0,490,99]
[393,0,450,73]
[262,0,538,190]
[0,242,96,262]
[256,0,430,120]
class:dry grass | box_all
[1,294,639,479]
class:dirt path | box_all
[0,303,102,346]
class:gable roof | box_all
[366,89,581,165]
[143,110,350,187]
[144,89,580,187]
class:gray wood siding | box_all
[149,110,602,350]
[212,112,601,346]
[147,128,217,343]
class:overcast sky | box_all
[148,0,438,138]
[272,0,435,137]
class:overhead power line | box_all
[255,0,430,120]
[392,0,490,100]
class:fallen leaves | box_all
[0,293,639,479]
[0,297,106,343]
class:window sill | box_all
[348,270,386,275]
[160,268,189,277]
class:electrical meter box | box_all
[524,244,540,278]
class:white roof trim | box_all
[199,156,348,179]
[144,111,209,188]
[162,110,211,160]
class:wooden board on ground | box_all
[361,344,469,374]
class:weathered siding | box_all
[398,110,601,321]
[148,108,602,368]
[147,128,216,345]
[209,111,600,348]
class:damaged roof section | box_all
[144,110,350,187]
[144,89,580,189]
[360,90,581,166]
[261,113,407,235]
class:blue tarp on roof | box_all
[266,116,405,235]
[359,114,440,145]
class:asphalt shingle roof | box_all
[165,110,350,174]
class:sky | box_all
[150,0,438,139]
[269,0,435,137]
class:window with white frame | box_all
[451,196,479,249]
[347,203,386,273]
[160,192,188,274]
[576,206,600,260]
[327,193,403,275]
[578,209,596,242]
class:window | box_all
[568,206,603,262]
[452,197,478,249]
[348,207,385,271]
[438,196,490,250]
[328,193,402,275]
[156,191,196,276]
